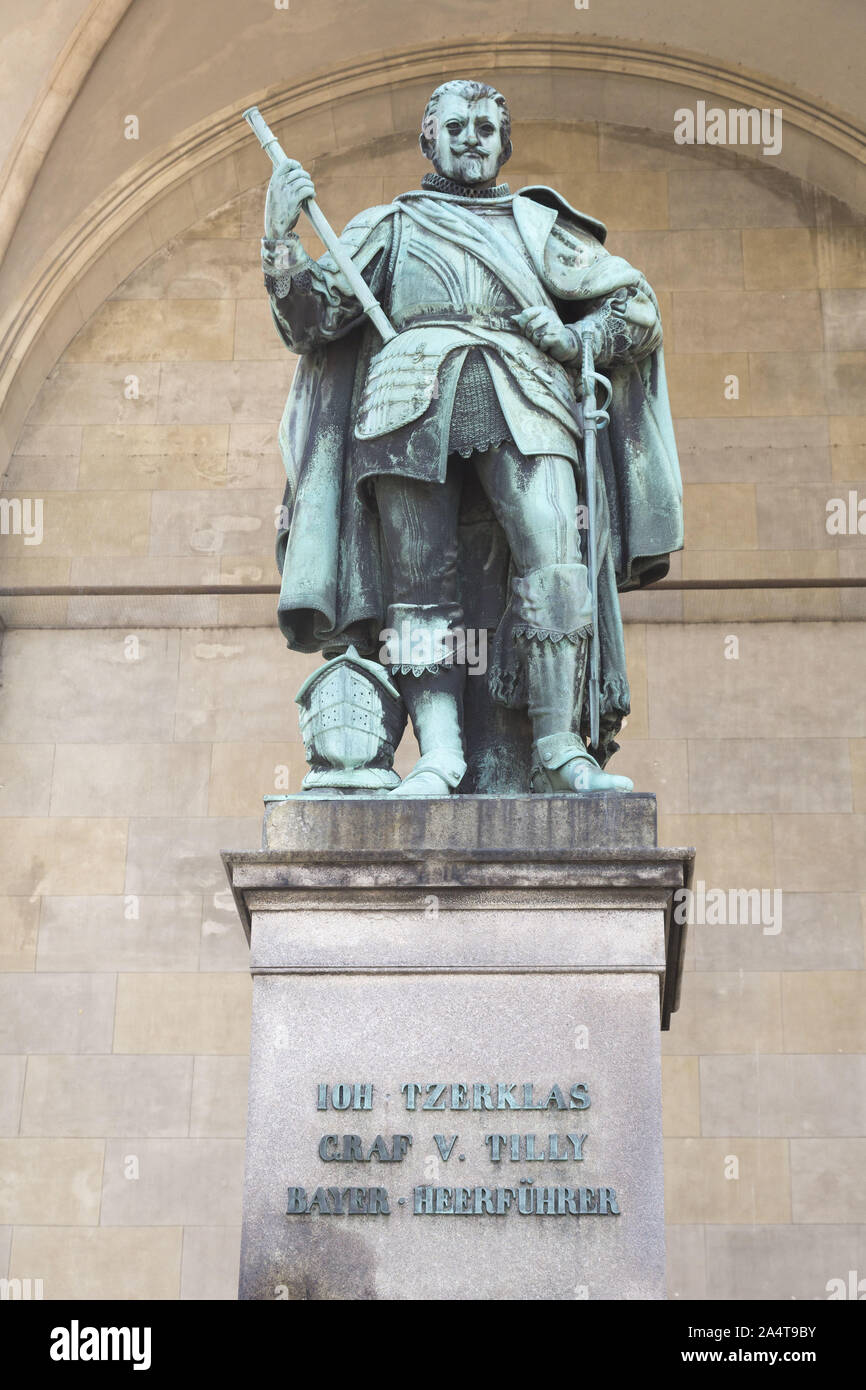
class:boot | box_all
[387,663,467,796]
[523,634,633,793]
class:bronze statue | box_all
[252,80,683,796]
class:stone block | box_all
[0,1057,26,1135]
[114,239,263,300]
[208,742,308,817]
[667,170,816,229]
[683,483,757,549]
[825,351,866,415]
[78,423,230,490]
[664,353,751,416]
[782,972,866,1052]
[0,629,180,744]
[183,199,242,240]
[0,898,39,971]
[180,1226,242,1300]
[28,364,160,425]
[773,814,866,892]
[817,225,866,288]
[742,229,819,289]
[0,490,151,559]
[674,291,822,353]
[607,739,690,814]
[661,972,783,1055]
[174,628,307,742]
[852,740,866,812]
[0,744,53,815]
[148,487,275,558]
[662,1056,700,1137]
[664,1138,791,1223]
[830,416,866,478]
[791,1140,866,1222]
[3,453,79,491]
[559,172,669,230]
[0,817,127,896]
[156,362,295,425]
[262,789,660,857]
[700,1055,866,1137]
[113,973,252,1054]
[200,888,253,973]
[9,1227,182,1300]
[11,424,82,458]
[0,974,116,1054]
[680,550,840,623]
[674,416,829,485]
[646,623,866,741]
[610,230,743,290]
[20,1056,194,1137]
[659,813,773,886]
[36,893,202,972]
[704,1224,866,1300]
[665,1225,707,1299]
[622,624,648,739]
[748,351,826,415]
[146,183,199,249]
[125,817,260,895]
[190,1057,249,1137]
[693,891,863,973]
[687,737,851,814]
[821,290,866,352]
[100,1138,245,1225]
[64,300,236,363]
[50,743,211,817]
[0,1138,104,1224]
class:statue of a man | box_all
[262,79,682,796]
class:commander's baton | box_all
[243,105,396,343]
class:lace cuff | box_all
[262,236,311,297]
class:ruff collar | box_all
[421,171,511,199]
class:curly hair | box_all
[419,79,512,166]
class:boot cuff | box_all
[380,603,465,675]
[511,564,592,642]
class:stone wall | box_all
[1,119,864,1299]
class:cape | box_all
[273,187,683,759]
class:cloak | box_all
[273,187,683,763]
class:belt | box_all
[394,307,519,334]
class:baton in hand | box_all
[243,105,396,343]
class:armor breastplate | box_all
[354,207,569,442]
[388,207,534,329]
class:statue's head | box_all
[419,79,512,187]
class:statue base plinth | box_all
[224,794,693,1301]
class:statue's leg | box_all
[473,444,632,793]
[374,469,468,796]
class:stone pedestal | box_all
[224,794,692,1301]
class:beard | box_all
[433,148,500,186]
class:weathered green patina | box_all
[256,80,683,796]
